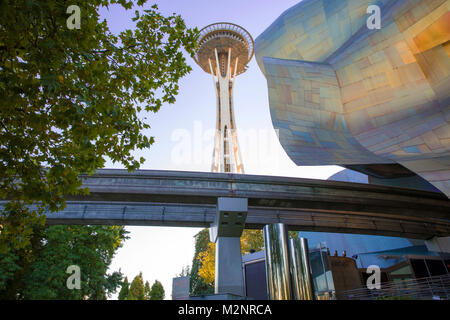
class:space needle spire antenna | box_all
[194,22,254,173]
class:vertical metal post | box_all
[263,223,292,300]
[300,238,315,300]
[289,237,314,300]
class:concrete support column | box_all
[288,237,314,300]
[215,237,244,296]
[263,223,292,300]
[210,197,248,297]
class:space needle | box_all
[194,22,254,173]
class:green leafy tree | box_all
[118,276,130,300]
[128,272,145,300]
[0,225,128,299]
[190,229,214,295]
[149,280,165,300]
[241,229,265,254]
[144,280,151,300]
[0,203,46,299]
[0,0,199,287]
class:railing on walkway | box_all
[343,274,450,300]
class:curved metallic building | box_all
[255,0,450,197]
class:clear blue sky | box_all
[99,0,342,299]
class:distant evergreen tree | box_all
[149,280,165,300]
[118,277,130,300]
[128,272,145,300]
[190,229,214,295]
[176,265,191,277]
[144,281,151,300]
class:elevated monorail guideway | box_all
[5,169,448,240]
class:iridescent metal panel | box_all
[255,0,450,197]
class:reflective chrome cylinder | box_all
[263,223,292,300]
[289,237,314,300]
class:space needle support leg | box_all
[208,58,216,87]
[214,48,221,79]
[209,58,220,172]
[213,48,226,172]
[226,48,231,79]
[233,57,238,81]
